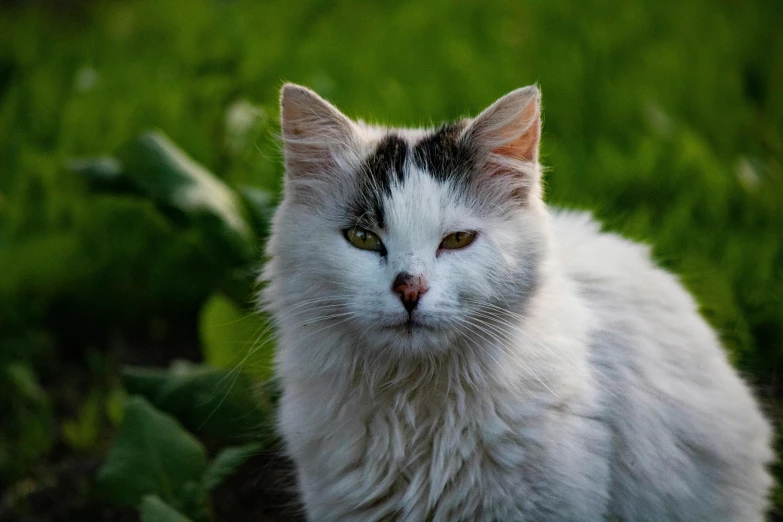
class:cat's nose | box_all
[392,272,429,314]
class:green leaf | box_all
[97,396,207,507]
[139,495,194,522]
[67,156,140,194]
[120,366,171,399]
[62,392,101,451]
[202,442,262,491]
[106,386,127,426]
[0,363,54,479]
[175,480,212,522]
[64,133,267,307]
[117,131,252,243]
[123,362,272,441]
[5,362,45,402]
[199,293,273,380]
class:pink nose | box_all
[392,272,429,314]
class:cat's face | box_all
[265,84,547,357]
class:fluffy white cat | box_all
[261,83,774,521]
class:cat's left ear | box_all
[461,85,541,192]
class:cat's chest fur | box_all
[278,348,610,522]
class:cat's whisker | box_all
[453,320,540,399]
[277,295,354,312]
[217,309,362,391]
[216,300,354,385]
[456,316,561,399]
[462,300,622,398]
[467,300,622,394]
[218,304,359,391]
[201,310,364,429]
[472,312,622,399]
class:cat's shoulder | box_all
[549,208,654,270]
[548,208,693,308]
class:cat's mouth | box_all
[382,315,433,333]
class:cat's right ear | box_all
[280,83,358,181]
[461,86,542,201]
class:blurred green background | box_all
[1,0,782,520]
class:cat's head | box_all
[264,84,550,357]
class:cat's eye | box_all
[344,227,386,254]
[440,230,477,250]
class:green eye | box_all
[344,227,386,253]
[440,230,477,250]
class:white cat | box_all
[261,83,774,521]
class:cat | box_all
[261,83,774,521]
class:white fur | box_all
[261,85,774,521]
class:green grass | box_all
[1,0,782,517]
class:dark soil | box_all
[0,457,137,522]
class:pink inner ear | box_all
[492,104,540,165]
[470,92,542,202]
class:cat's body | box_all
[262,84,773,521]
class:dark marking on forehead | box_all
[412,120,475,184]
[363,134,408,192]
[349,134,409,229]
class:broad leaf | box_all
[62,392,101,451]
[202,442,262,491]
[97,396,207,506]
[139,495,194,522]
[68,131,270,270]
[5,362,45,402]
[117,131,251,242]
[123,362,272,441]
[67,156,139,194]
[199,293,274,381]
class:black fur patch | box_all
[347,124,479,230]
[349,134,408,229]
[412,121,475,185]
[364,134,408,191]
